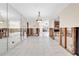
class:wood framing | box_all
[64,28,67,48]
[49,28,53,39]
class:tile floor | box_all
[3,36,72,56]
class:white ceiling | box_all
[10,3,70,20]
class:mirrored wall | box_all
[8,4,21,50]
[0,3,27,55]
[0,3,8,55]
[21,16,27,40]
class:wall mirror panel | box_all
[8,4,21,49]
[0,4,26,55]
[67,28,74,54]
[0,3,8,55]
[21,16,27,40]
[61,28,66,48]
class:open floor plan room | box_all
[0,3,79,56]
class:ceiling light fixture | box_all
[36,11,42,22]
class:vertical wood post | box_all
[59,28,62,45]
[64,28,67,48]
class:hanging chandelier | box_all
[36,11,42,22]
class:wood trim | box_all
[60,27,76,55]
[72,27,77,54]
[64,28,67,48]
[27,22,29,28]
[36,28,39,36]
[49,28,53,39]
[61,28,67,48]
[59,28,62,45]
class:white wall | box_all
[49,19,54,28]
[58,4,79,27]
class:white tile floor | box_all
[3,36,72,56]
[0,32,21,55]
